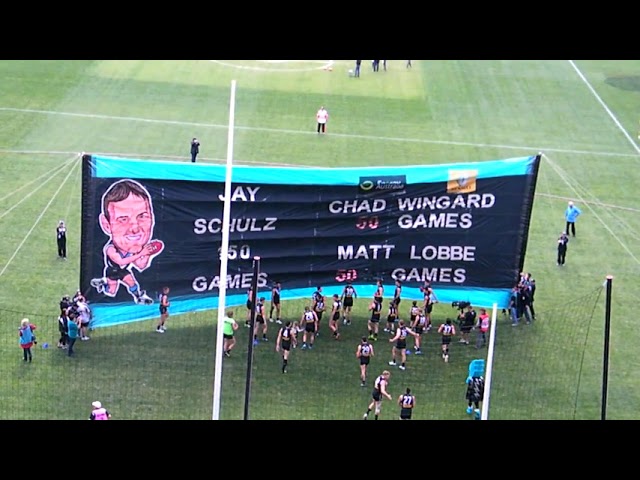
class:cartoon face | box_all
[100,192,154,254]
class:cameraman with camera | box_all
[458,304,476,345]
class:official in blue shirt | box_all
[564,201,581,237]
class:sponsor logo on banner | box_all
[359,175,406,193]
[447,170,478,194]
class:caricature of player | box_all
[89,179,164,305]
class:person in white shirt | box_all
[76,299,92,341]
[316,106,329,134]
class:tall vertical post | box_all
[212,79,237,420]
[601,275,613,420]
[243,256,261,420]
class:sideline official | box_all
[56,220,67,259]
[191,137,200,163]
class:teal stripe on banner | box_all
[91,155,538,185]
[89,285,512,328]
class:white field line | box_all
[1,148,637,217]
[543,153,640,266]
[210,60,335,72]
[535,192,640,214]
[63,159,81,222]
[568,60,640,155]
[560,174,640,239]
[0,156,79,220]
[1,106,639,159]
[0,155,77,203]
[0,148,315,167]
[0,156,80,279]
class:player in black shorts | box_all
[253,297,268,345]
[300,306,319,349]
[245,287,253,328]
[341,282,357,325]
[393,280,402,307]
[373,280,384,306]
[356,336,375,387]
[398,388,416,420]
[329,294,342,340]
[388,321,418,371]
[156,286,170,333]
[312,289,325,337]
[438,318,456,362]
[368,299,382,341]
[410,308,427,355]
[363,370,392,420]
[270,281,282,324]
[409,301,420,325]
[276,321,296,373]
[384,300,398,334]
[421,281,438,331]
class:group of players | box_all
[236,278,481,419]
[57,290,93,356]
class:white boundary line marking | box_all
[0,157,78,220]
[63,159,81,222]
[1,151,637,214]
[0,155,80,279]
[543,153,640,265]
[209,60,334,72]
[0,149,314,167]
[0,149,84,156]
[0,155,76,203]
[535,192,640,214]
[1,106,638,159]
[568,60,640,155]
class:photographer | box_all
[458,305,476,345]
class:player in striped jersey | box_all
[276,320,296,373]
[373,279,384,306]
[300,306,319,350]
[341,282,357,325]
[252,297,268,345]
[363,370,392,420]
[356,336,375,387]
[437,318,456,363]
[269,281,282,324]
[368,298,382,341]
[398,387,416,420]
[329,294,342,340]
[388,320,419,370]
[384,300,398,334]
[410,308,427,355]
[409,300,420,324]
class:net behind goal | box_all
[485,284,604,420]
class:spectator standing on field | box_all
[67,311,80,357]
[19,318,37,363]
[564,201,581,237]
[190,137,200,163]
[316,106,329,134]
[354,60,361,77]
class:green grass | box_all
[0,60,638,419]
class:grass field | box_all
[0,60,638,420]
